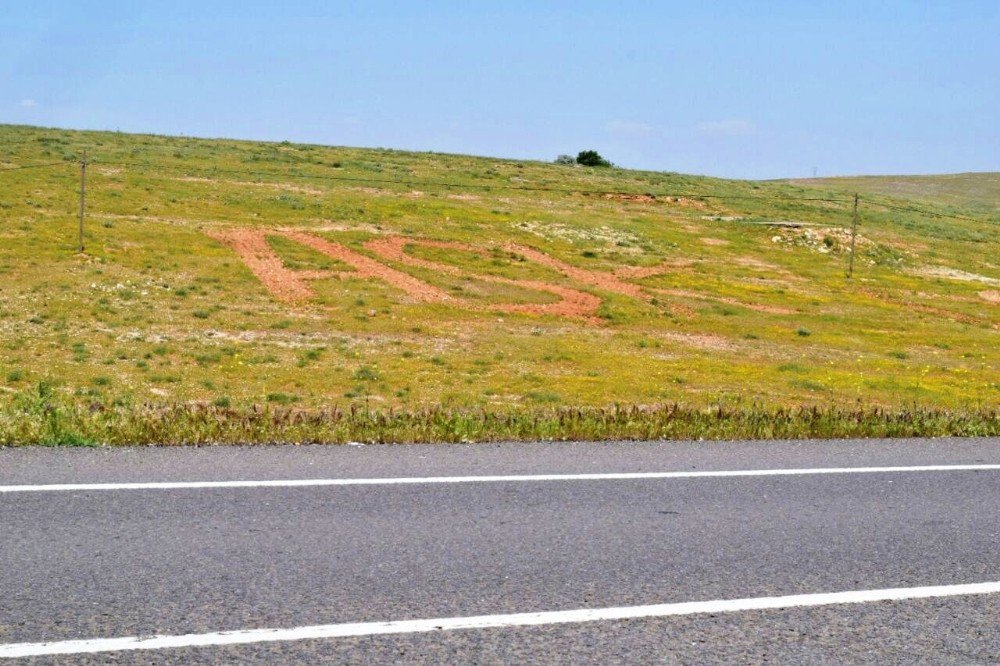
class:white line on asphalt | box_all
[3,580,999,658]
[1,464,1000,493]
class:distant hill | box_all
[788,173,1000,214]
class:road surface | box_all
[1,437,999,663]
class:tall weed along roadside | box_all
[0,396,995,446]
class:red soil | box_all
[365,236,602,321]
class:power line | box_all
[865,200,990,224]
[2,158,993,223]
[103,159,854,204]
[0,156,859,204]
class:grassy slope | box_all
[788,173,1000,214]
[0,125,997,442]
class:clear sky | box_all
[2,1,998,179]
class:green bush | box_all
[576,150,611,167]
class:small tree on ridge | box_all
[575,150,611,167]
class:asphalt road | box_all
[2,437,1000,663]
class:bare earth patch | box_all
[206,229,315,302]
[209,229,653,321]
[280,231,453,304]
[98,213,207,228]
[505,243,653,301]
[660,332,740,352]
[614,261,697,279]
[208,229,452,304]
[734,256,785,271]
[601,192,657,203]
[859,288,995,327]
[287,221,387,234]
[175,176,324,196]
[913,266,1000,286]
[514,220,644,249]
[666,196,712,210]
[595,193,714,211]
[979,290,1000,305]
[365,236,602,321]
[657,288,796,315]
[205,227,726,321]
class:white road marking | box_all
[1,464,999,493]
[2,581,999,657]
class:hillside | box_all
[788,173,1000,214]
[0,124,997,443]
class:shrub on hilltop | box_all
[575,150,612,167]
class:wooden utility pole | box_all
[78,151,87,253]
[847,193,859,278]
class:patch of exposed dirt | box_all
[287,221,387,234]
[594,193,714,210]
[365,236,603,321]
[657,288,796,315]
[913,266,1000,286]
[496,281,603,322]
[665,196,712,210]
[601,192,657,203]
[979,290,1000,304]
[206,229,316,302]
[198,329,338,349]
[659,332,740,352]
[859,288,994,327]
[98,213,206,227]
[447,193,480,202]
[734,256,784,271]
[730,256,805,285]
[175,176,324,196]
[207,228,816,324]
[666,302,698,318]
[770,226,873,255]
[280,232,453,304]
[910,303,996,327]
[614,261,696,279]
[514,220,644,250]
[504,243,648,300]
[700,237,729,246]
[759,220,819,228]
[208,229,453,304]
[365,237,468,275]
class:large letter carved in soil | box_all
[364,236,602,321]
[208,229,452,304]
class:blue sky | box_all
[2,1,998,179]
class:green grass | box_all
[0,123,997,444]
[787,172,1000,214]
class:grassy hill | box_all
[0,124,997,443]
[788,173,1000,214]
